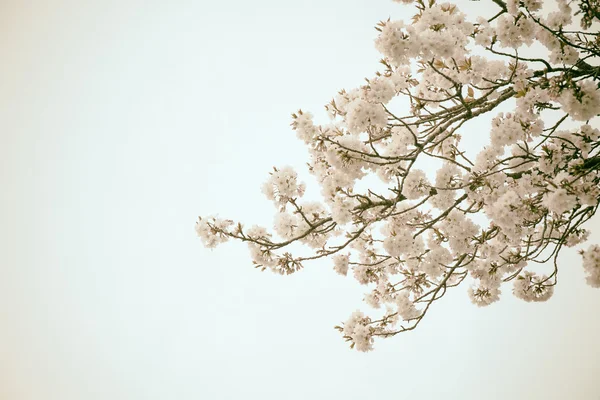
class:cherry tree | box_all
[197,0,600,351]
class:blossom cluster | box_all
[581,245,600,287]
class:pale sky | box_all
[1,0,599,399]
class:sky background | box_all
[1,0,599,399]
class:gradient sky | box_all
[1,0,599,399]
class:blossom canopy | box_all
[197,0,600,351]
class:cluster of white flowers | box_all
[198,0,600,351]
[558,81,600,122]
[291,110,319,144]
[490,113,526,147]
[345,99,388,134]
[542,188,579,215]
[375,3,473,66]
[468,283,501,307]
[495,14,536,48]
[513,272,554,302]
[261,166,306,207]
[363,77,396,104]
[195,216,232,248]
[403,169,430,200]
[382,219,425,258]
[395,291,420,320]
[581,245,600,287]
[342,311,374,352]
[333,254,350,276]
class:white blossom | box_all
[581,245,600,288]
[513,272,554,302]
[333,254,350,276]
[261,166,306,206]
[558,81,600,122]
[343,311,374,352]
[542,188,578,215]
